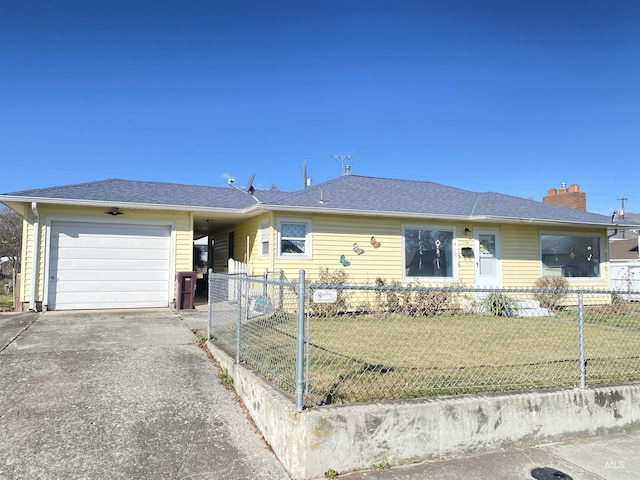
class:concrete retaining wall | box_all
[207,341,640,480]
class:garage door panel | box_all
[52,291,168,301]
[52,258,170,272]
[48,222,173,310]
[61,228,170,240]
[51,292,168,310]
[54,236,170,250]
[52,270,170,282]
[53,222,169,236]
[51,247,170,261]
[50,280,169,293]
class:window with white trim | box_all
[403,225,455,280]
[541,233,601,278]
[258,220,269,258]
[277,220,312,258]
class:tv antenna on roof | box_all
[228,173,258,200]
[331,153,357,176]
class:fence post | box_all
[278,269,284,311]
[235,274,243,364]
[578,291,586,388]
[207,268,213,340]
[296,269,306,411]
[262,269,269,313]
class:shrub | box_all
[375,278,450,317]
[533,276,570,310]
[408,286,450,317]
[586,295,633,315]
[483,292,516,317]
[375,277,401,314]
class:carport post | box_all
[296,270,306,411]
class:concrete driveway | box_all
[0,309,290,480]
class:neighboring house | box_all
[610,237,640,300]
[1,174,638,311]
[0,256,11,277]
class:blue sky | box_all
[1,0,638,215]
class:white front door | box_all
[474,229,502,289]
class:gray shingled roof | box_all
[1,179,285,210]
[272,175,625,227]
[1,175,635,228]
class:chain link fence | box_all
[208,271,301,397]
[207,270,640,410]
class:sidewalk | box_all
[342,429,640,480]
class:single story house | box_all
[610,237,640,300]
[1,174,637,311]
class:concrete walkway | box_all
[342,430,640,479]
[0,309,290,479]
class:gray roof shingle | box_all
[1,179,281,210]
[1,175,635,228]
[272,175,626,227]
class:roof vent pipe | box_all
[344,165,351,175]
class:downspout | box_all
[29,202,40,311]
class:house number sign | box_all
[313,289,338,303]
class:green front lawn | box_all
[231,305,640,406]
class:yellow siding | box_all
[501,224,541,287]
[271,214,482,285]
[19,203,191,308]
[501,224,609,289]
[248,213,273,275]
[19,205,35,306]
[175,212,193,273]
[266,214,610,289]
[210,213,273,275]
[457,233,475,287]
[18,200,611,309]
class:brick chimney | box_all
[543,183,586,211]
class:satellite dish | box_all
[245,174,256,194]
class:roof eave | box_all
[476,215,619,229]
[263,205,619,228]
[0,195,253,215]
[260,204,475,221]
[2,195,625,229]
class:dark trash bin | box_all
[176,271,197,310]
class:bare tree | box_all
[0,205,22,272]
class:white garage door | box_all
[48,222,172,310]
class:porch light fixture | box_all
[106,207,123,216]
[464,227,471,235]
